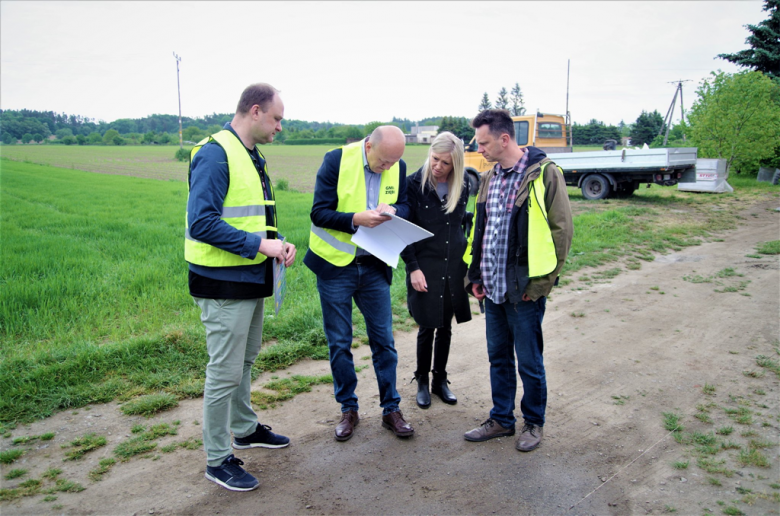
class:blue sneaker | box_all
[233,423,290,450]
[205,454,259,492]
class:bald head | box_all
[366,125,405,173]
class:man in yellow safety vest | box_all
[186,83,296,492]
[304,126,415,442]
[463,109,573,453]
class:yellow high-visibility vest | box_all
[308,140,399,266]
[527,162,560,278]
[185,130,277,267]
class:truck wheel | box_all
[465,169,480,196]
[581,174,610,200]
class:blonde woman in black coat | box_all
[401,131,473,408]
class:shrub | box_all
[174,147,191,162]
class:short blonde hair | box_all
[420,131,465,214]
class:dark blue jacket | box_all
[303,147,410,284]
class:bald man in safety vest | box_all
[186,83,296,492]
[304,126,415,442]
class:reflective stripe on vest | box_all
[308,140,400,267]
[184,130,277,267]
[527,162,560,278]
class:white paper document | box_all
[350,213,433,268]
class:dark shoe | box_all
[381,410,414,437]
[205,454,259,492]
[431,371,457,405]
[515,422,543,452]
[413,373,431,409]
[335,410,359,441]
[233,423,290,449]
[464,418,515,442]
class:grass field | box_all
[1,146,778,423]
[0,144,432,193]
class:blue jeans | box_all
[316,262,401,415]
[484,296,547,428]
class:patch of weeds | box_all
[42,495,57,502]
[251,374,333,410]
[769,483,780,489]
[663,505,677,513]
[729,350,739,354]
[88,457,116,481]
[721,441,741,450]
[714,281,750,294]
[748,438,776,449]
[612,395,629,405]
[756,355,780,377]
[755,240,780,255]
[714,267,742,278]
[735,486,752,495]
[722,505,745,515]
[740,429,757,438]
[716,426,734,435]
[738,448,769,468]
[39,432,54,441]
[161,436,202,453]
[650,286,660,291]
[361,355,370,360]
[12,436,33,445]
[697,457,733,477]
[746,254,762,259]
[4,468,28,480]
[113,437,157,460]
[626,261,641,270]
[708,477,722,486]
[570,312,585,318]
[131,424,146,434]
[592,268,622,280]
[663,412,683,432]
[41,468,62,479]
[0,448,25,464]
[672,460,689,469]
[120,392,179,417]
[355,365,368,373]
[682,274,711,283]
[63,433,107,461]
[49,478,85,493]
[702,383,716,395]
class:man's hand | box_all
[522,293,531,302]
[258,238,285,261]
[410,270,427,292]
[282,242,297,267]
[376,203,396,216]
[353,208,392,228]
[471,283,486,301]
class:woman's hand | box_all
[410,270,428,292]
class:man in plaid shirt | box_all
[464,109,573,452]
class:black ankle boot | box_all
[414,373,430,409]
[431,371,457,405]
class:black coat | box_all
[400,169,473,328]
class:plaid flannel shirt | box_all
[480,151,529,303]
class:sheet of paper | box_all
[350,213,433,268]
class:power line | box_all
[659,79,692,145]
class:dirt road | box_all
[2,199,778,515]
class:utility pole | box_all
[173,52,183,150]
[659,79,691,146]
[565,59,572,150]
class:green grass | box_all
[120,392,179,416]
[251,373,333,409]
[88,457,116,481]
[63,433,107,460]
[0,448,25,464]
[1,152,777,424]
[113,422,177,460]
[4,468,28,480]
[663,412,684,432]
[755,240,780,255]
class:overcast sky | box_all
[0,1,766,127]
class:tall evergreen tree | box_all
[510,83,526,116]
[630,110,665,146]
[479,92,492,112]
[718,0,779,79]
[495,87,509,110]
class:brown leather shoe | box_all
[515,422,543,452]
[381,410,414,438]
[334,410,359,441]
